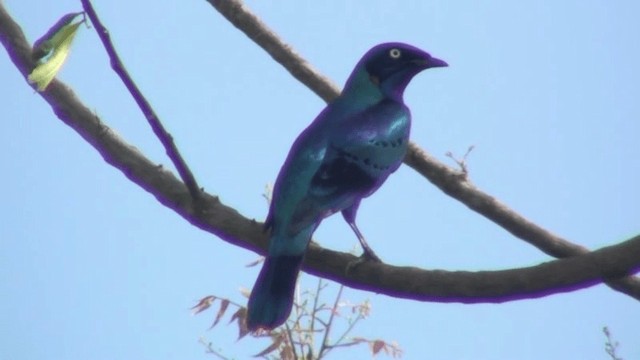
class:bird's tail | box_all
[246,254,304,331]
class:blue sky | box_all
[1,1,639,359]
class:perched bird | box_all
[247,42,447,331]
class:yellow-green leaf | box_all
[32,12,83,61]
[28,20,82,91]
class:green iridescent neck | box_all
[338,68,385,111]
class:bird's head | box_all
[344,42,447,101]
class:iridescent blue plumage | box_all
[247,42,447,331]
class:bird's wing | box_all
[264,120,329,235]
[310,100,410,198]
[266,100,410,236]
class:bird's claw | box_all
[360,249,382,263]
[345,250,382,274]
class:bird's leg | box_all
[342,205,382,262]
[347,221,382,262]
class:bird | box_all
[247,42,447,331]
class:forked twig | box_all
[445,145,475,177]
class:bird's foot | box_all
[360,248,382,263]
[345,250,382,274]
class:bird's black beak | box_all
[412,56,448,69]
[427,56,448,68]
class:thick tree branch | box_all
[308,235,640,303]
[2,4,639,302]
[203,0,640,298]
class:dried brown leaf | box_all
[371,340,385,356]
[229,307,246,325]
[216,300,230,325]
[236,308,250,340]
[208,299,230,329]
[253,334,284,358]
[279,344,295,360]
[191,295,215,315]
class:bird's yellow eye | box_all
[389,48,401,59]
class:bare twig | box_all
[199,337,232,360]
[283,322,299,360]
[318,284,344,358]
[80,0,202,201]
[445,145,474,176]
[308,278,324,354]
[603,327,624,360]
[330,301,368,352]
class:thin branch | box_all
[283,322,299,360]
[1,4,640,302]
[328,301,367,355]
[308,278,324,354]
[288,302,307,358]
[318,285,345,358]
[80,0,202,201]
[203,0,640,298]
[198,337,232,360]
[445,145,474,177]
[603,326,624,360]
